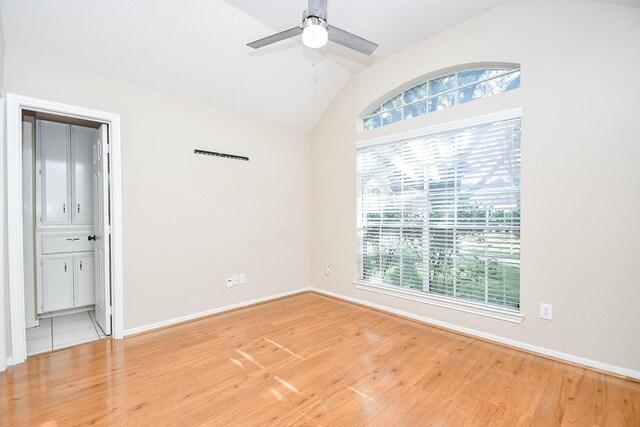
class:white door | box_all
[71,126,95,225]
[40,121,71,225]
[42,255,74,312]
[92,124,111,335]
[74,253,95,307]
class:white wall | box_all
[310,0,640,374]
[3,48,311,341]
[1,7,8,367]
[0,9,4,86]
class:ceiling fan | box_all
[247,0,378,56]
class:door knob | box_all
[88,235,97,241]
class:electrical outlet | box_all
[325,264,331,275]
[540,303,553,320]
[232,274,239,286]
[239,273,246,284]
[227,277,234,288]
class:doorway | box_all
[2,94,124,368]
[22,111,110,355]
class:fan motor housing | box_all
[302,15,328,31]
[303,3,327,21]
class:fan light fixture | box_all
[301,17,328,49]
[247,0,378,56]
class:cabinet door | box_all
[74,253,95,307]
[41,255,74,312]
[39,121,71,225]
[71,126,95,225]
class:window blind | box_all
[357,117,521,310]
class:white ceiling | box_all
[3,0,634,132]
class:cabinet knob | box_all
[88,235,97,241]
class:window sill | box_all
[353,281,524,324]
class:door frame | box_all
[2,94,124,368]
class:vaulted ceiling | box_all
[1,0,636,132]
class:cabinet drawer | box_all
[42,234,94,254]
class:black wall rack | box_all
[194,149,249,162]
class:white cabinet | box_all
[41,233,94,254]
[37,232,95,314]
[41,255,74,312]
[39,252,95,314]
[74,253,95,307]
[39,121,71,225]
[71,126,95,225]
[37,120,96,227]
[33,120,99,316]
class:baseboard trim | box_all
[308,287,640,381]
[120,285,638,381]
[124,288,311,337]
[0,356,13,372]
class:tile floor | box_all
[26,310,108,356]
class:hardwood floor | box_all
[1,293,638,426]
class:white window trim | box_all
[354,281,524,323]
[355,108,524,323]
[356,107,523,149]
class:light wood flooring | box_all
[1,292,638,426]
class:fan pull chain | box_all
[313,48,319,83]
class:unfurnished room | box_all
[0,0,639,425]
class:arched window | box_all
[363,67,520,130]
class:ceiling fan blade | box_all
[247,27,303,49]
[327,25,378,55]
